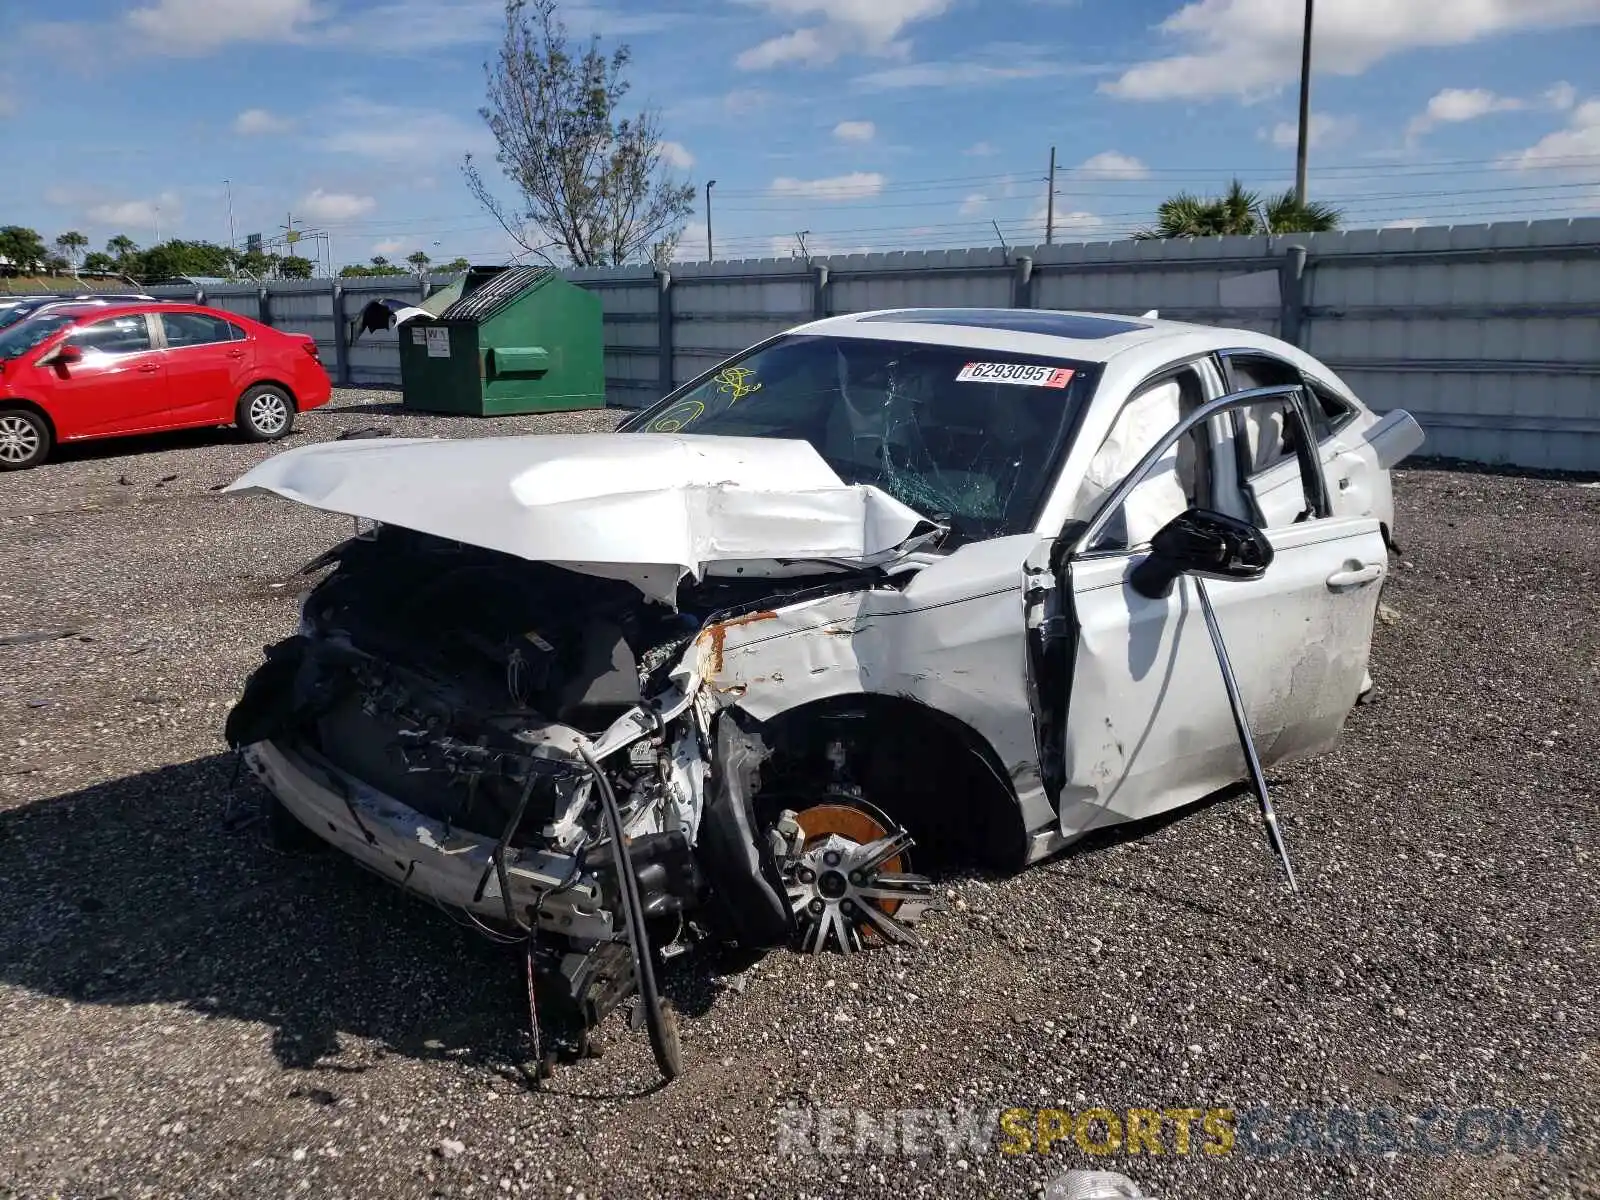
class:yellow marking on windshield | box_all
[713,366,762,401]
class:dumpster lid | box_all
[440,265,553,322]
[226,433,940,605]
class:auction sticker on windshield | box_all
[956,362,1075,388]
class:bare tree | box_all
[464,0,696,268]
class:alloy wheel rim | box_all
[0,414,41,463]
[249,393,288,435]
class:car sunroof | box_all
[857,309,1150,339]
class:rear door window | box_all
[162,311,242,348]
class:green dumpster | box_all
[398,265,604,416]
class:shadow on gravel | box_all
[0,755,717,1084]
[46,425,247,464]
[315,400,409,417]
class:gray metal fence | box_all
[147,218,1600,472]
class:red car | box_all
[0,302,332,470]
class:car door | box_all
[1050,385,1388,840]
[156,310,253,424]
[1217,351,1422,534]
[42,313,168,437]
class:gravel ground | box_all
[0,392,1595,1200]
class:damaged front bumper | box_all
[242,738,616,942]
[227,522,940,1079]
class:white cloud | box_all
[1076,150,1150,179]
[319,100,493,163]
[372,240,405,256]
[125,0,320,55]
[964,140,997,156]
[1103,0,1600,102]
[299,189,377,221]
[1406,87,1524,138]
[233,107,294,136]
[659,140,695,169]
[1381,217,1428,229]
[764,232,871,258]
[1056,211,1104,234]
[833,120,876,142]
[737,0,950,69]
[856,52,1083,90]
[959,193,988,216]
[1265,112,1358,149]
[769,171,887,200]
[1500,97,1600,170]
[1545,81,1577,111]
[88,191,183,232]
[1024,198,1104,239]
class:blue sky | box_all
[1,0,1596,270]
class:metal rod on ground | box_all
[1294,0,1315,206]
[1192,576,1299,893]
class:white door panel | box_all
[1058,515,1387,839]
[1363,409,1426,470]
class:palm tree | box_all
[1136,178,1341,239]
[55,230,89,271]
[1258,190,1342,234]
[106,234,139,270]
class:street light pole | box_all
[1294,0,1315,206]
[705,180,716,261]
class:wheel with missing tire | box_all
[237,385,295,442]
[781,795,935,954]
[0,409,51,470]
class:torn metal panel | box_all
[687,533,1055,838]
[227,433,936,604]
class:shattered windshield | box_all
[625,335,1096,542]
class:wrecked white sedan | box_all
[225,308,1422,1076]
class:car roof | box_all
[794,306,1297,366]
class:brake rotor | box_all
[785,798,935,955]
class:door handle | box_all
[1325,564,1383,590]
[226,349,244,359]
[137,363,160,373]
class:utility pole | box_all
[705,179,716,260]
[154,205,162,244]
[1294,0,1315,206]
[1045,146,1057,245]
[794,230,811,262]
[223,179,237,251]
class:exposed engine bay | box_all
[226,524,936,1078]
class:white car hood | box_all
[227,433,935,604]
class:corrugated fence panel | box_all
[1300,219,1600,470]
[827,249,1013,313]
[340,279,426,386]
[142,221,1597,468]
[669,259,812,390]
[265,280,337,365]
[569,264,660,406]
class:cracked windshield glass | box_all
[635,334,1095,542]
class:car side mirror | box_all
[1129,508,1274,600]
[52,344,83,366]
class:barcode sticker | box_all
[956,362,1075,388]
